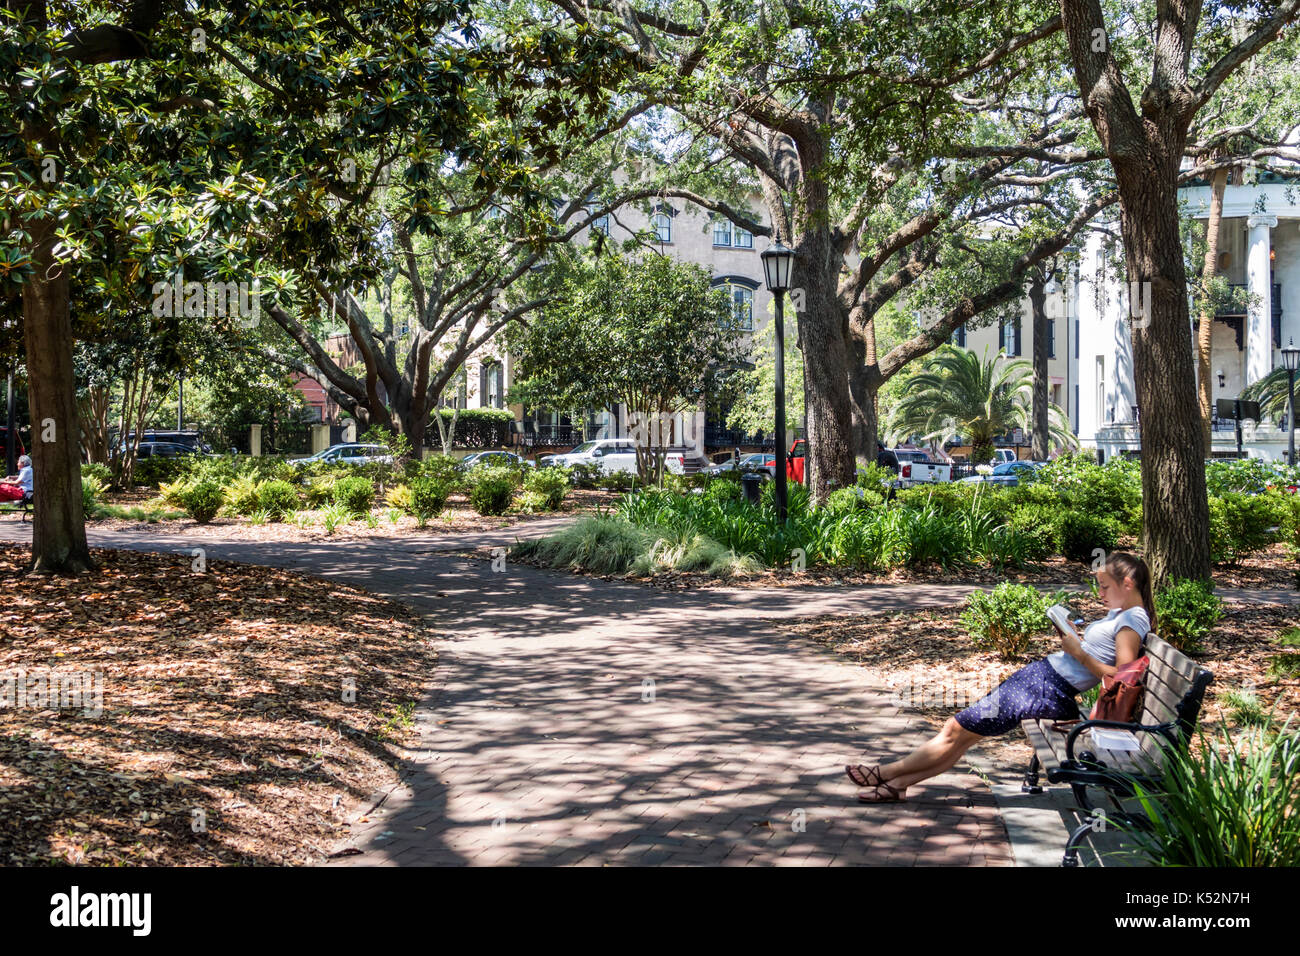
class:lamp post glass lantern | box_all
[761,242,795,523]
[1283,338,1299,465]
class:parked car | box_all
[992,449,1018,464]
[134,441,202,459]
[707,452,775,477]
[958,460,1043,486]
[893,449,953,487]
[539,438,684,476]
[456,451,534,471]
[287,443,395,467]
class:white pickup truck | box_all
[893,449,953,487]
[540,438,685,476]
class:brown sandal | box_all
[845,764,885,788]
[857,782,905,803]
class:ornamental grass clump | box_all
[512,517,652,575]
[1116,721,1300,867]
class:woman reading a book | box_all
[847,551,1154,803]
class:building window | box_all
[714,219,752,248]
[951,324,967,347]
[585,195,609,235]
[728,284,754,331]
[1047,319,1055,358]
[480,362,504,409]
[653,212,672,243]
[1001,318,1021,356]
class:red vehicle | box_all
[787,439,807,484]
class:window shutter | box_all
[1014,317,1022,356]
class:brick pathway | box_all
[8,518,1292,865]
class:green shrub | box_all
[420,454,463,489]
[523,466,571,510]
[410,476,451,526]
[157,479,192,509]
[386,484,414,512]
[961,583,1066,660]
[1116,722,1300,866]
[1059,510,1121,564]
[82,462,112,487]
[1154,579,1222,653]
[1007,503,1063,560]
[180,480,226,524]
[332,474,376,515]
[702,477,743,505]
[855,461,896,493]
[320,502,350,535]
[468,465,519,516]
[825,486,872,516]
[569,461,603,488]
[303,473,339,508]
[132,454,187,487]
[224,475,263,515]
[257,479,301,521]
[1208,492,1280,565]
[515,490,550,514]
[80,473,106,513]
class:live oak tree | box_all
[1057,0,1300,584]
[539,0,1120,501]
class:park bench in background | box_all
[0,491,33,522]
[1020,634,1214,866]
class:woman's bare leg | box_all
[875,718,985,792]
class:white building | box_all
[1074,168,1300,462]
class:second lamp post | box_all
[760,240,795,524]
[1283,338,1299,465]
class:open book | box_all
[1046,604,1079,640]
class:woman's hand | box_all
[1059,629,1084,660]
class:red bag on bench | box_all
[1089,655,1149,723]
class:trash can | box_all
[741,472,763,504]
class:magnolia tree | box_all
[1,0,621,572]
[507,250,743,483]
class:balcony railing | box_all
[704,425,773,449]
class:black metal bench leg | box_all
[1062,816,1098,867]
[1022,754,1042,794]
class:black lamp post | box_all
[761,240,795,523]
[1283,338,1299,465]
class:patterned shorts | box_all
[954,658,1080,737]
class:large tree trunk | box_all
[1117,174,1211,586]
[848,309,883,463]
[797,233,856,500]
[1029,274,1050,461]
[1196,166,1228,456]
[23,215,93,573]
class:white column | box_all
[1246,214,1278,386]
[249,424,262,457]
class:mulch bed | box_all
[0,545,439,866]
[777,595,1300,781]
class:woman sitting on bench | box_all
[847,551,1154,803]
[0,455,32,503]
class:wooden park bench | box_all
[0,491,32,522]
[1020,633,1214,867]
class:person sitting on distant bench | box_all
[0,455,33,503]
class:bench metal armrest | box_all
[1065,718,1179,764]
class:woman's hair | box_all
[17,455,30,467]
[1103,551,1155,633]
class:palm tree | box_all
[1241,367,1293,422]
[885,345,1075,463]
